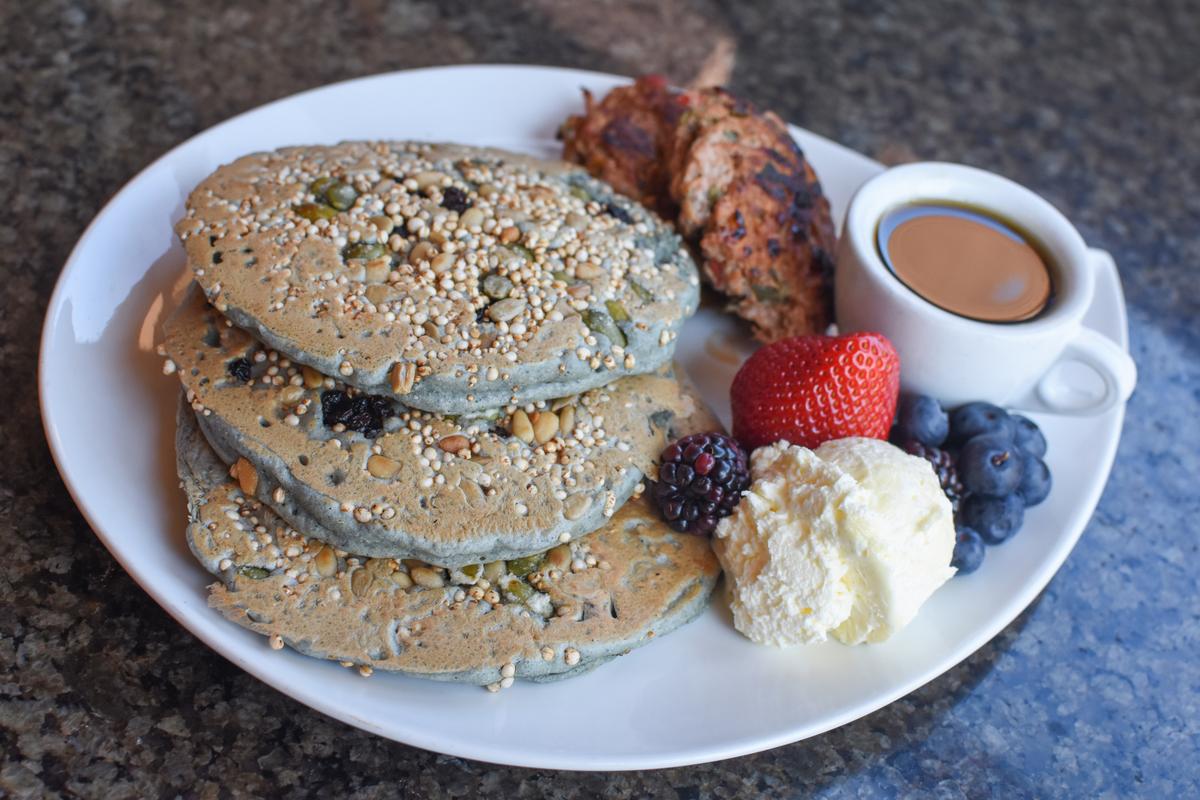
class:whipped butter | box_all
[713,437,956,646]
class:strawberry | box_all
[731,332,901,451]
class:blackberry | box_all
[653,433,750,536]
[604,202,633,224]
[902,440,965,514]
[440,186,471,214]
[226,357,253,383]
[320,390,394,438]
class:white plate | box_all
[39,65,1129,770]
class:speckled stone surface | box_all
[3,0,1197,797]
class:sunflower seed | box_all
[510,410,534,443]
[532,410,559,444]
[563,494,591,520]
[367,454,400,479]
[314,545,337,577]
[487,297,525,322]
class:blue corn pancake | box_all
[162,285,721,567]
[177,401,721,687]
[175,141,701,414]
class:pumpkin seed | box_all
[752,284,786,303]
[506,554,544,578]
[238,565,270,580]
[582,309,626,347]
[501,576,534,603]
[630,281,654,302]
[325,181,358,211]
[294,202,336,222]
[344,242,387,261]
[507,243,535,262]
[605,300,630,322]
[482,561,507,582]
[460,563,481,581]
[309,177,337,195]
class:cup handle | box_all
[1011,251,1137,415]
[1027,327,1138,415]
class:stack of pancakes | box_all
[162,141,721,688]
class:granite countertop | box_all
[3,0,1197,797]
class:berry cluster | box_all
[653,433,750,536]
[892,396,1052,575]
[320,390,395,438]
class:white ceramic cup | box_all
[835,162,1137,415]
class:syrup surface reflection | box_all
[877,204,1053,323]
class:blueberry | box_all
[961,493,1025,545]
[959,434,1024,497]
[951,526,986,574]
[949,402,1014,444]
[1012,415,1047,458]
[894,394,949,447]
[1017,451,1052,506]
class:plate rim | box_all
[38,63,1130,771]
